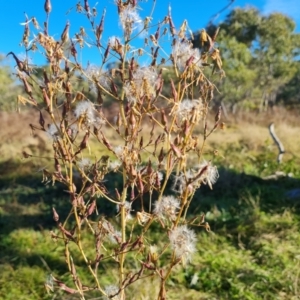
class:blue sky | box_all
[1,0,299,68]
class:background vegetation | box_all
[0,4,300,300]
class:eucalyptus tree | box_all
[193,7,300,113]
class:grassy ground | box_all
[1,110,300,299]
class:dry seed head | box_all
[74,100,96,125]
[104,285,120,300]
[124,67,158,104]
[169,225,197,263]
[119,5,143,38]
[108,36,122,54]
[176,99,204,123]
[154,195,180,221]
[172,40,191,68]
[77,158,91,170]
[197,161,219,189]
[172,40,202,69]
[117,201,133,221]
[86,65,110,90]
[172,169,196,195]
[190,161,219,190]
[46,124,59,140]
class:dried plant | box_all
[13,0,224,299]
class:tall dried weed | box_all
[12,1,225,299]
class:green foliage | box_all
[1,154,300,299]
[0,55,22,111]
[193,8,300,112]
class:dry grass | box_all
[1,109,299,168]
[0,110,50,163]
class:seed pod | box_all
[131,0,137,8]
[150,34,157,46]
[215,106,222,123]
[97,89,103,106]
[32,17,39,29]
[129,57,134,80]
[110,81,118,96]
[6,52,29,76]
[22,151,32,159]
[178,20,187,39]
[168,6,176,36]
[86,200,96,217]
[115,188,121,200]
[82,131,90,148]
[139,136,143,149]
[41,87,51,110]
[96,9,106,45]
[137,173,144,194]
[158,147,164,163]
[52,207,59,222]
[170,79,177,101]
[101,133,113,151]
[170,143,182,158]
[204,121,207,138]
[54,158,61,174]
[192,163,209,182]
[22,76,32,96]
[205,222,211,232]
[43,69,49,87]
[103,43,110,63]
[22,15,30,47]
[200,29,208,46]
[84,0,90,13]
[161,109,167,127]
[129,111,136,128]
[146,160,153,176]
[129,164,137,180]
[75,91,84,101]
[185,55,195,68]
[61,21,70,45]
[65,61,70,74]
[44,0,52,14]
[155,172,161,188]
[130,188,135,201]
[116,112,122,130]
[156,78,163,96]
[59,223,74,240]
[183,119,190,136]
[70,41,77,58]
[155,24,160,41]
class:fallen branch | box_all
[269,123,285,163]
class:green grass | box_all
[1,120,300,299]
